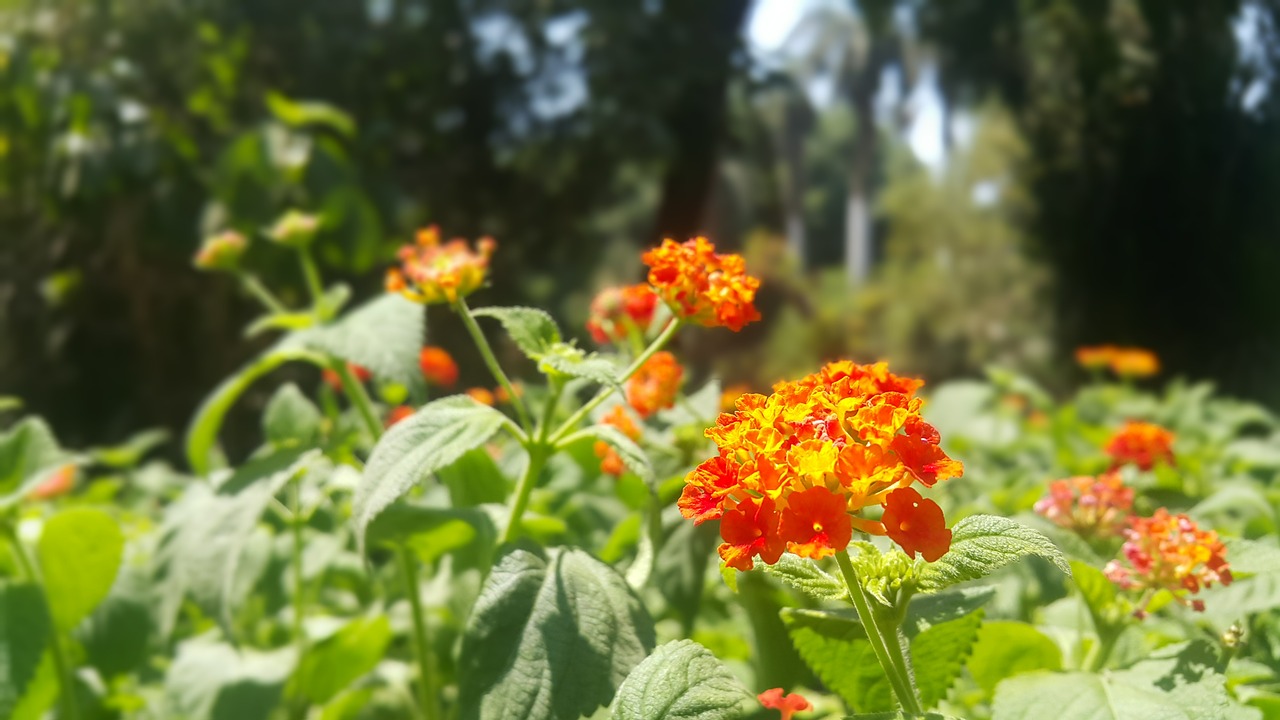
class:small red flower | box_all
[626,351,683,418]
[1105,420,1175,470]
[586,284,659,344]
[718,496,786,571]
[323,363,372,392]
[758,688,811,720]
[385,405,415,428]
[419,346,459,387]
[778,486,853,559]
[466,387,495,406]
[880,487,951,562]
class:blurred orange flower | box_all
[1105,420,1175,470]
[586,284,659,344]
[594,405,642,477]
[642,237,760,331]
[1075,345,1159,378]
[386,226,495,305]
[323,363,372,392]
[758,688,811,720]
[494,381,524,405]
[385,405,415,428]
[719,383,751,412]
[1105,509,1232,615]
[193,230,247,271]
[28,464,77,501]
[626,351,683,418]
[681,361,961,570]
[466,387,495,406]
[419,346,459,387]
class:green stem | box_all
[4,523,79,720]
[500,445,548,545]
[298,249,325,306]
[452,298,534,431]
[835,551,923,714]
[548,319,681,445]
[333,360,383,438]
[398,548,441,720]
[237,272,288,314]
[290,477,307,649]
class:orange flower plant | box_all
[386,226,496,305]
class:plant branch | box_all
[397,548,441,720]
[453,298,534,431]
[836,550,923,714]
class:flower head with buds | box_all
[194,230,247,271]
[1034,471,1134,538]
[386,226,496,305]
[1105,509,1232,615]
[267,210,321,247]
[586,284,659,344]
[626,351,683,418]
[680,361,962,570]
[642,237,760,331]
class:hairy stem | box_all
[835,551,923,714]
[453,298,533,431]
[237,272,288,314]
[500,444,548,545]
[298,249,325,306]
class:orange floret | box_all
[386,226,496,305]
[642,237,760,331]
[419,346,459,387]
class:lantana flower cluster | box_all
[679,361,963,571]
[1104,509,1233,614]
[642,237,761,331]
[586,284,659,345]
[1105,420,1175,470]
[1034,471,1134,538]
[386,227,496,305]
[1075,345,1160,378]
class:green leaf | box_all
[436,448,510,506]
[779,607,893,713]
[245,311,317,337]
[36,507,124,632]
[967,621,1062,695]
[457,546,656,720]
[539,344,622,387]
[472,306,562,358]
[186,342,325,475]
[610,640,754,720]
[918,514,1069,592]
[992,666,1259,720]
[1070,560,1125,634]
[8,651,55,720]
[81,567,153,678]
[303,293,425,385]
[265,91,355,137]
[263,383,323,448]
[911,610,983,708]
[165,636,296,720]
[352,396,508,553]
[0,583,50,718]
[1198,538,1280,627]
[847,713,965,720]
[291,616,392,705]
[762,555,847,602]
[0,417,65,503]
[365,502,495,567]
[571,424,654,482]
[905,586,996,636]
[90,428,169,469]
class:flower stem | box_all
[333,359,383,438]
[237,272,288,314]
[453,298,534,431]
[298,249,325,306]
[835,550,923,714]
[397,548,441,720]
[289,476,307,651]
[500,444,548,544]
[3,522,79,720]
[548,319,681,445]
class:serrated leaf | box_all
[186,341,325,475]
[762,555,847,601]
[610,640,754,720]
[290,616,391,705]
[539,345,622,387]
[36,507,124,632]
[352,396,508,553]
[165,636,296,720]
[919,515,1069,591]
[457,546,655,720]
[992,667,1259,720]
[911,609,983,708]
[570,424,654,482]
[779,607,893,713]
[472,306,562,358]
[303,293,424,384]
[263,383,323,448]
[0,583,50,718]
[967,621,1062,695]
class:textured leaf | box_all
[186,341,325,475]
[352,396,508,553]
[966,621,1062,695]
[993,667,1260,720]
[0,583,50,718]
[165,637,296,720]
[303,293,424,384]
[457,546,655,720]
[472,306,562,358]
[571,424,654,482]
[291,616,391,705]
[762,555,847,601]
[539,344,622,387]
[610,640,754,720]
[905,586,996,635]
[919,515,1069,591]
[779,607,893,713]
[263,383,323,448]
[911,610,983,708]
[36,507,124,632]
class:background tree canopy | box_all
[3,0,1280,450]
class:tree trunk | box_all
[846,63,880,285]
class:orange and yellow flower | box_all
[194,230,247,271]
[1034,471,1134,538]
[594,405,642,477]
[386,226,496,305]
[680,361,962,570]
[419,346,459,387]
[758,688,811,720]
[719,383,751,412]
[1075,345,1159,378]
[466,387,496,406]
[385,405,415,428]
[1105,420,1175,470]
[626,351,684,418]
[642,237,761,331]
[586,284,659,344]
[1104,509,1232,615]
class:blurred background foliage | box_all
[4,0,1280,451]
